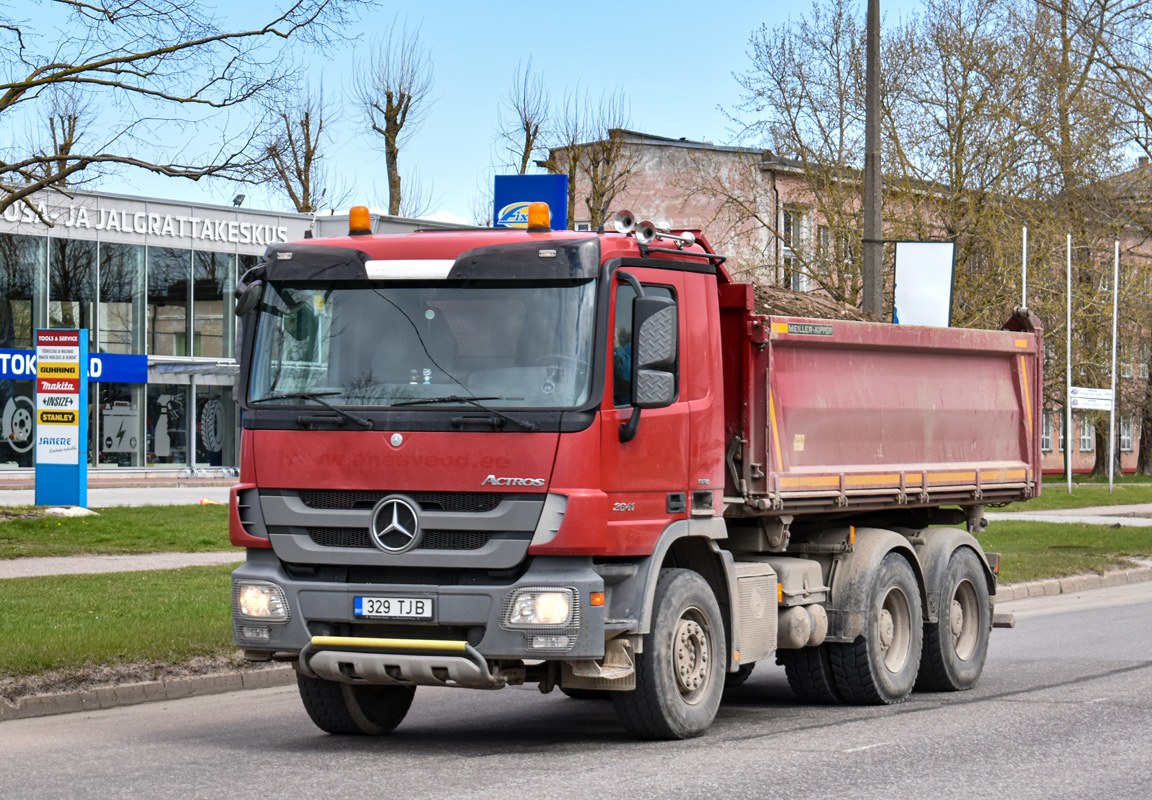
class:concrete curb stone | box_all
[0,666,294,723]
[997,565,1152,602]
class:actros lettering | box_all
[481,475,545,487]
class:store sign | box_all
[35,329,88,507]
[0,349,149,383]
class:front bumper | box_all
[231,548,607,683]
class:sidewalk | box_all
[986,501,1152,527]
[0,485,232,508]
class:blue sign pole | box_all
[34,329,88,508]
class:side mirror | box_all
[630,295,678,409]
[235,279,264,317]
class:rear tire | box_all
[724,662,756,689]
[777,645,843,704]
[916,547,991,691]
[829,553,923,705]
[296,672,416,735]
[612,569,726,740]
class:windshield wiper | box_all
[250,391,373,429]
[391,395,539,431]
[391,395,501,406]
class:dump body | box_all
[718,282,1042,516]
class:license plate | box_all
[354,596,433,619]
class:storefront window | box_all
[195,384,235,467]
[97,383,145,468]
[146,384,189,465]
[147,247,191,356]
[49,238,96,350]
[193,251,235,358]
[0,233,45,350]
[99,243,146,354]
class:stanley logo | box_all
[38,363,80,378]
[38,410,77,425]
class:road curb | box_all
[996,565,1152,601]
[0,665,295,723]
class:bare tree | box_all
[497,59,549,175]
[540,86,588,230]
[0,0,373,216]
[354,18,434,216]
[259,85,333,213]
[580,92,639,230]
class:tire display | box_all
[296,672,416,735]
[916,547,992,691]
[829,553,923,705]
[612,568,726,740]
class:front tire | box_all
[829,553,923,705]
[296,673,416,735]
[613,569,726,740]
[916,547,991,691]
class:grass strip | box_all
[0,564,237,678]
[982,520,1152,583]
[0,505,231,560]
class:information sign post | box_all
[34,329,88,507]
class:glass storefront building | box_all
[0,189,419,474]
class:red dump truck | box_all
[229,205,1042,739]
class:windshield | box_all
[248,280,598,409]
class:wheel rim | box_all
[950,579,980,661]
[673,607,712,704]
[878,587,912,673]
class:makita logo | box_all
[481,475,545,487]
[40,381,73,391]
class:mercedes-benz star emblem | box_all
[369,496,421,553]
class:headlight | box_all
[505,588,574,627]
[235,581,290,622]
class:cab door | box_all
[599,268,690,555]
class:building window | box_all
[147,247,191,356]
[781,207,811,292]
[147,384,189,466]
[1079,415,1094,452]
[1122,362,1134,379]
[193,251,236,358]
[1058,412,1065,453]
[99,243,146,355]
[1042,413,1052,452]
[1120,416,1134,452]
[195,384,236,467]
[98,383,145,468]
[1141,343,1150,379]
[49,238,97,352]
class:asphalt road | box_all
[3,587,1151,800]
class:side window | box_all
[613,283,675,406]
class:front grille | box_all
[307,527,495,551]
[297,490,506,513]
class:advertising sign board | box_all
[34,330,88,507]
[493,174,568,229]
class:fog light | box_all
[506,589,574,627]
[235,581,289,621]
[240,625,271,641]
[531,635,571,649]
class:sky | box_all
[45,0,920,224]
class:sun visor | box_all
[260,244,371,281]
[448,238,600,281]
